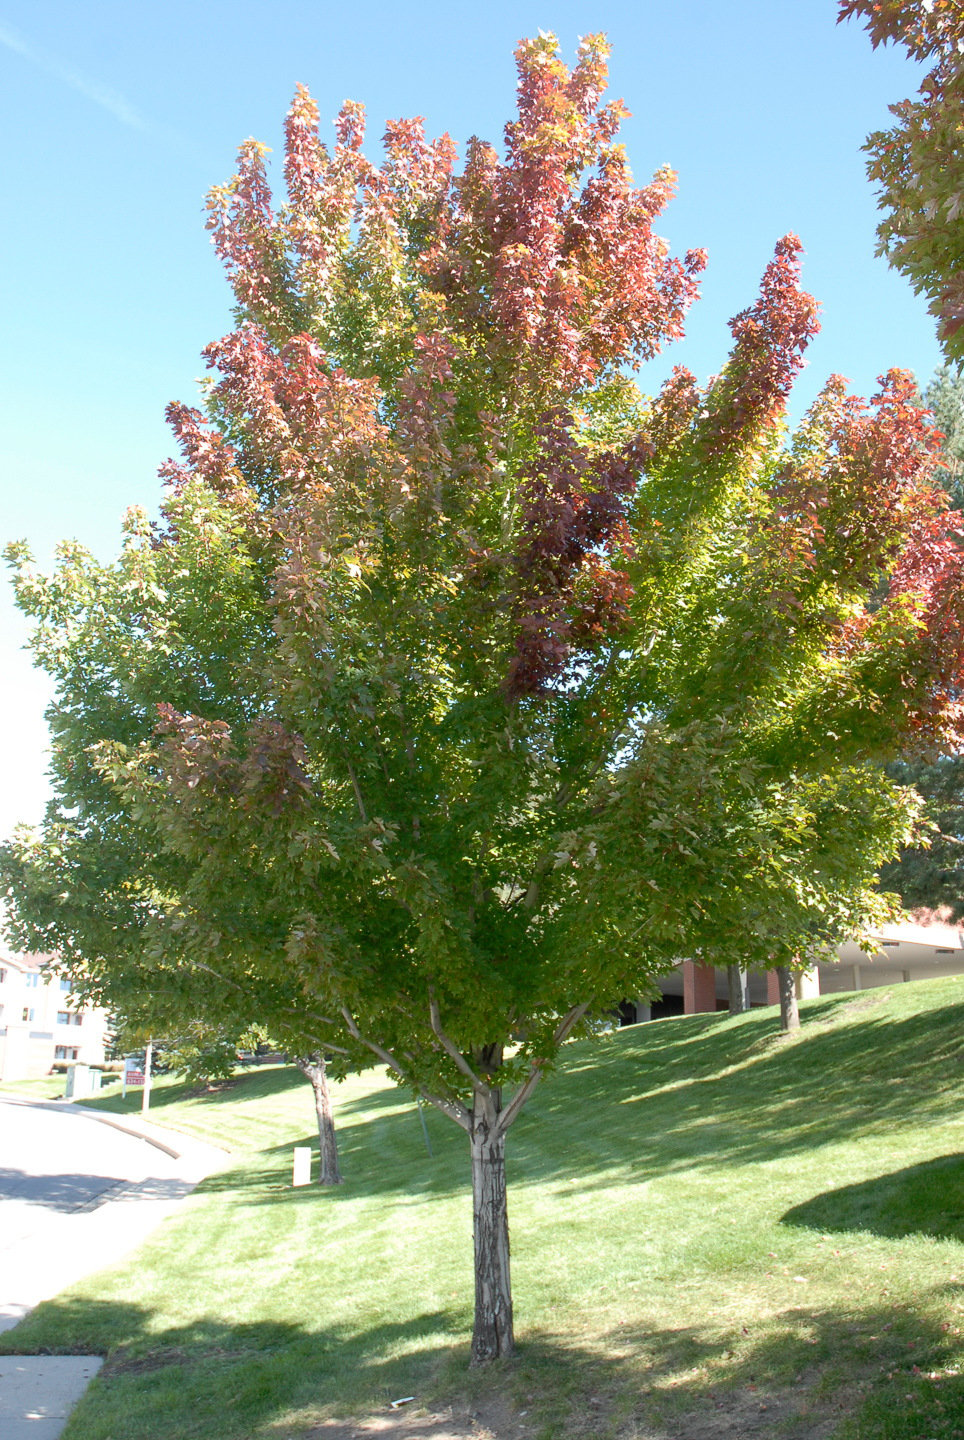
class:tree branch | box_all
[498,1002,590,1134]
[429,991,488,1093]
[340,1005,471,1130]
[338,745,369,824]
[549,632,658,815]
[190,959,352,1055]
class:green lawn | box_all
[3,979,964,1439]
[0,1073,70,1100]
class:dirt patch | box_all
[304,1378,859,1440]
[102,1345,249,1377]
[185,1078,244,1098]
[838,992,890,1015]
[308,1396,528,1439]
[630,1384,847,1440]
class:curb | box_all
[0,1097,227,1165]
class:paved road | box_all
[0,1098,227,1439]
[0,1098,226,1330]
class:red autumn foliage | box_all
[163,31,964,743]
[703,235,819,457]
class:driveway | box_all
[0,1098,227,1438]
[0,1098,227,1332]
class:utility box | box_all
[64,1063,98,1099]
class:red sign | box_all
[125,1068,145,1086]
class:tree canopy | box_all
[924,363,964,506]
[878,364,964,918]
[840,0,964,360]
[4,34,963,1363]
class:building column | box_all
[727,965,750,1012]
[766,970,781,1006]
[683,961,717,1014]
[795,966,821,1001]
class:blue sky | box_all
[0,0,941,841]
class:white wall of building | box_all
[0,954,111,1081]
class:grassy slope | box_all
[3,979,964,1439]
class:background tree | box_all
[874,364,964,918]
[840,0,964,360]
[924,363,964,506]
[292,1052,343,1185]
[111,1017,259,1087]
[701,765,925,1027]
[0,830,348,1181]
[5,35,963,1364]
[879,752,964,918]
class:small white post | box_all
[142,1038,153,1115]
[293,1146,312,1187]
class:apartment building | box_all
[0,953,111,1081]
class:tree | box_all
[879,364,964,916]
[840,0,964,361]
[689,761,924,1029]
[880,752,964,917]
[924,363,964,506]
[128,1023,244,1086]
[874,364,964,917]
[119,1010,344,1182]
[4,35,963,1364]
[293,1052,343,1185]
[0,834,348,1179]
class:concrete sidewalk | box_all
[0,1357,103,1440]
[0,1100,228,1438]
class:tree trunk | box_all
[777,966,799,1033]
[727,964,749,1015]
[469,1085,513,1364]
[295,1054,343,1185]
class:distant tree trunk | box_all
[295,1053,343,1185]
[777,966,799,1032]
[727,964,749,1015]
[469,1083,513,1364]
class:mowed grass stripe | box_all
[1,977,962,1438]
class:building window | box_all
[54,1046,79,1061]
[71,1013,83,1026]
[59,978,72,992]
[25,974,39,989]
[57,1011,70,1025]
[0,968,6,983]
[22,1007,34,1022]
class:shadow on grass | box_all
[195,990,964,1213]
[525,1289,964,1440]
[4,1288,964,1439]
[87,1064,307,1118]
[783,1153,964,1243]
[511,991,964,1192]
[0,1296,471,1439]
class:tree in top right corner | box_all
[841,0,964,360]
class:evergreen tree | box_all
[925,364,964,508]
